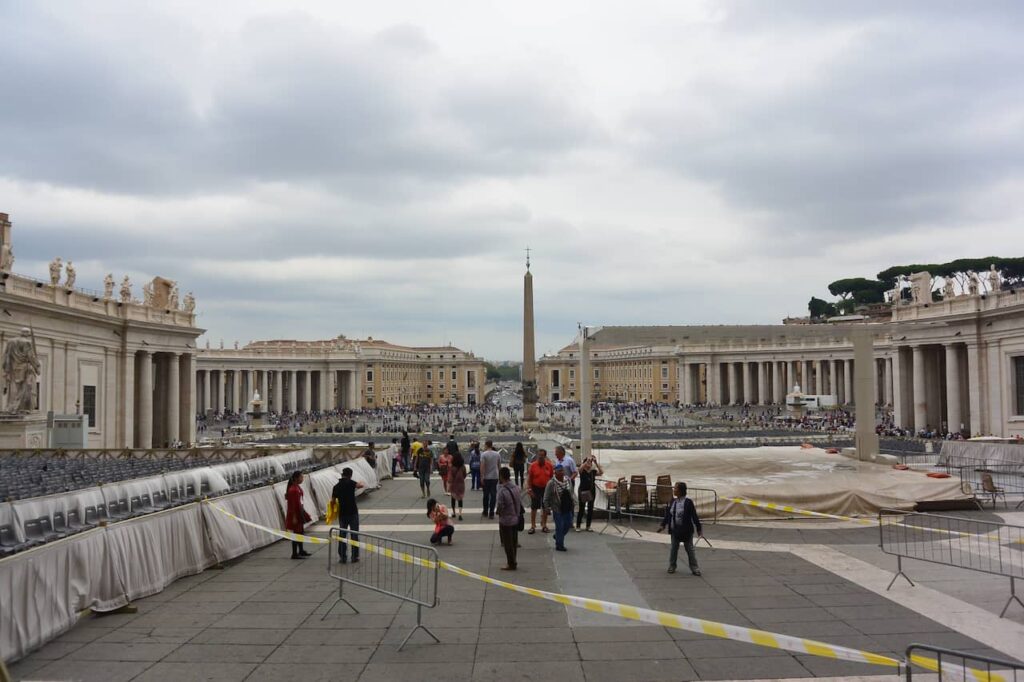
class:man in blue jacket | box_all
[658,482,703,576]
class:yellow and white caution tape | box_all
[205,502,1004,680]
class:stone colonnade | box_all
[678,342,974,434]
[131,350,196,449]
[195,368,360,415]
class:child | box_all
[426,498,454,545]
[468,443,481,490]
[437,448,452,494]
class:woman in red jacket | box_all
[285,471,311,559]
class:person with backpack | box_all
[543,463,576,552]
[658,482,703,576]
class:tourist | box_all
[427,498,454,545]
[527,448,553,534]
[575,455,603,532]
[331,467,364,564]
[388,437,400,476]
[445,433,460,458]
[362,441,377,469]
[284,471,311,559]
[414,441,433,498]
[448,449,467,520]
[511,442,527,487]
[400,430,411,473]
[553,446,578,489]
[543,464,575,552]
[438,447,452,493]
[480,439,501,519]
[495,466,522,570]
[468,441,482,490]
[658,482,703,576]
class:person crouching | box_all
[427,498,454,545]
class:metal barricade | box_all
[879,509,1024,617]
[598,477,717,539]
[323,527,440,650]
[905,643,1023,682]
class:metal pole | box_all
[579,325,592,461]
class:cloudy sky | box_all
[4,1,1023,360]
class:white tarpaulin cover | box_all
[596,445,969,519]
[0,452,374,663]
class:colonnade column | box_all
[945,344,962,434]
[260,371,269,407]
[231,370,241,413]
[756,362,767,405]
[773,362,784,404]
[727,362,738,405]
[273,370,283,413]
[814,360,824,395]
[884,357,893,406]
[326,369,337,411]
[681,363,693,405]
[137,351,153,448]
[844,359,853,405]
[166,353,180,444]
[912,346,927,432]
[288,370,297,413]
[302,370,312,413]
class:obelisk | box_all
[522,251,538,426]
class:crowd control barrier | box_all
[879,510,1024,617]
[324,528,439,651]
[905,643,1023,682]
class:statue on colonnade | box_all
[2,327,41,413]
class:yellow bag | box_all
[325,498,339,525]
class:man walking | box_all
[480,439,501,519]
[543,464,575,552]
[495,466,522,570]
[527,448,553,534]
[553,446,578,489]
[658,482,703,576]
[331,468,364,564]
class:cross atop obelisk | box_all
[522,249,538,425]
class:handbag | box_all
[579,490,593,504]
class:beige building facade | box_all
[194,337,485,412]
[539,286,1024,439]
[0,213,202,448]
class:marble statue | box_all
[234,341,239,350]
[120,276,132,303]
[968,271,980,296]
[2,328,41,413]
[64,261,76,288]
[0,246,13,272]
[219,339,224,349]
[142,281,155,307]
[104,274,115,299]
[943,278,955,299]
[205,339,210,349]
[253,389,261,402]
[169,284,180,310]
[989,264,1001,292]
[183,292,195,313]
[48,257,62,286]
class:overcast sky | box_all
[4,1,1023,360]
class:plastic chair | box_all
[981,473,1006,508]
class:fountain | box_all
[247,389,265,427]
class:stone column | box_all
[302,370,312,413]
[231,370,242,414]
[166,353,180,444]
[137,351,153,448]
[260,370,269,407]
[120,349,135,448]
[182,354,196,444]
[884,357,893,406]
[844,359,853,405]
[248,370,257,406]
[757,361,767,405]
[288,370,297,413]
[788,360,798,392]
[815,360,824,395]
[727,362,738,405]
[273,370,283,413]
[892,351,906,427]
[682,363,694,405]
[326,369,337,411]
[200,370,210,413]
[945,343,962,435]
[966,344,982,436]
[773,361,784,404]
[912,345,927,432]
[706,362,718,405]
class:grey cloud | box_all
[630,4,1024,238]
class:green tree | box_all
[808,297,837,319]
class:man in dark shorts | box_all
[527,449,554,534]
[331,467,364,563]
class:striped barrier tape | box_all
[205,502,999,681]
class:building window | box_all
[1015,357,1024,416]
[552,369,560,387]
[662,367,669,379]
[569,369,575,379]
[82,385,97,427]
[366,370,374,382]
[451,370,457,380]
[594,369,600,380]
[426,370,432,380]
